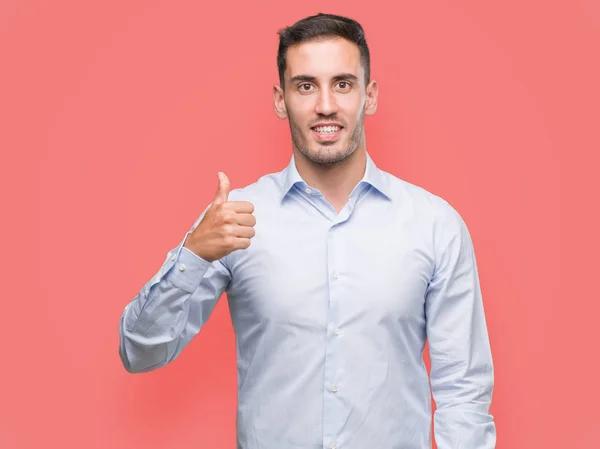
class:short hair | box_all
[276,13,371,89]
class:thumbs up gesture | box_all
[184,172,256,262]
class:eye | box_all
[299,83,313,92]
[336,81,352,91]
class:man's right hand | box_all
[183,172,256,262]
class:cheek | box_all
[287,102,313,125]
[338,95,363,118]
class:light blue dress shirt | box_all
[119,151,496,449]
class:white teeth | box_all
[314,125,341,133]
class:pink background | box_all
[1,1,599,447]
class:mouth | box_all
[310,124,343,142]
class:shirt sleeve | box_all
[118,203,232,373]
[425,201,496,448]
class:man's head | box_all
[273,13,379,166]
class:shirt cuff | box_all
[164,246,213,293]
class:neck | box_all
[293,146,367,209]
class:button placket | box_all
[323,223,345,449]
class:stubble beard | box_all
[287,109,365,167]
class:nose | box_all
[315,88,339,116]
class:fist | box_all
[184,172,256,262]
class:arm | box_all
[425,201,496,448]
[118,207,231,373]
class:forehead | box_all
[285,38,363,81]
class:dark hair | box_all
[276,13,371,89]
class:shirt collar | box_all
[280,151,391,203]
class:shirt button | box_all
[171,256,176,261]
[329,443,337,449]
[305,187,312,194]
[178,264,187,272]
[331,384,339,392]
[333,272,339,280]
[333,328,340,336]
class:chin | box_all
[303,147,353,165]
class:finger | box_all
[226,201,255,214]
[233,225,256,239]
[234,213,256,227]
[232,237,252,250]
[213,172,231,205]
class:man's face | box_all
[274,38,378,166]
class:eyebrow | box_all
[289,73,359,83]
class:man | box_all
[119,12,496,449]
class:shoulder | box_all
[225,167,287,208]
[379,168,460,226]
[381,171,475,262]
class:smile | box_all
[313,125,341,133]
[311,125,343,142]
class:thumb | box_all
[213,171,231,205]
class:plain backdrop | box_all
[1,1,599,448]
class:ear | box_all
[364,79,379,116]
[273,83,288,120]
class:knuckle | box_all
[224,236,236,248]
[216,214,227,226]
[214,202,225,213]
[223,212,235,224]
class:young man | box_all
[119,13,496,449]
